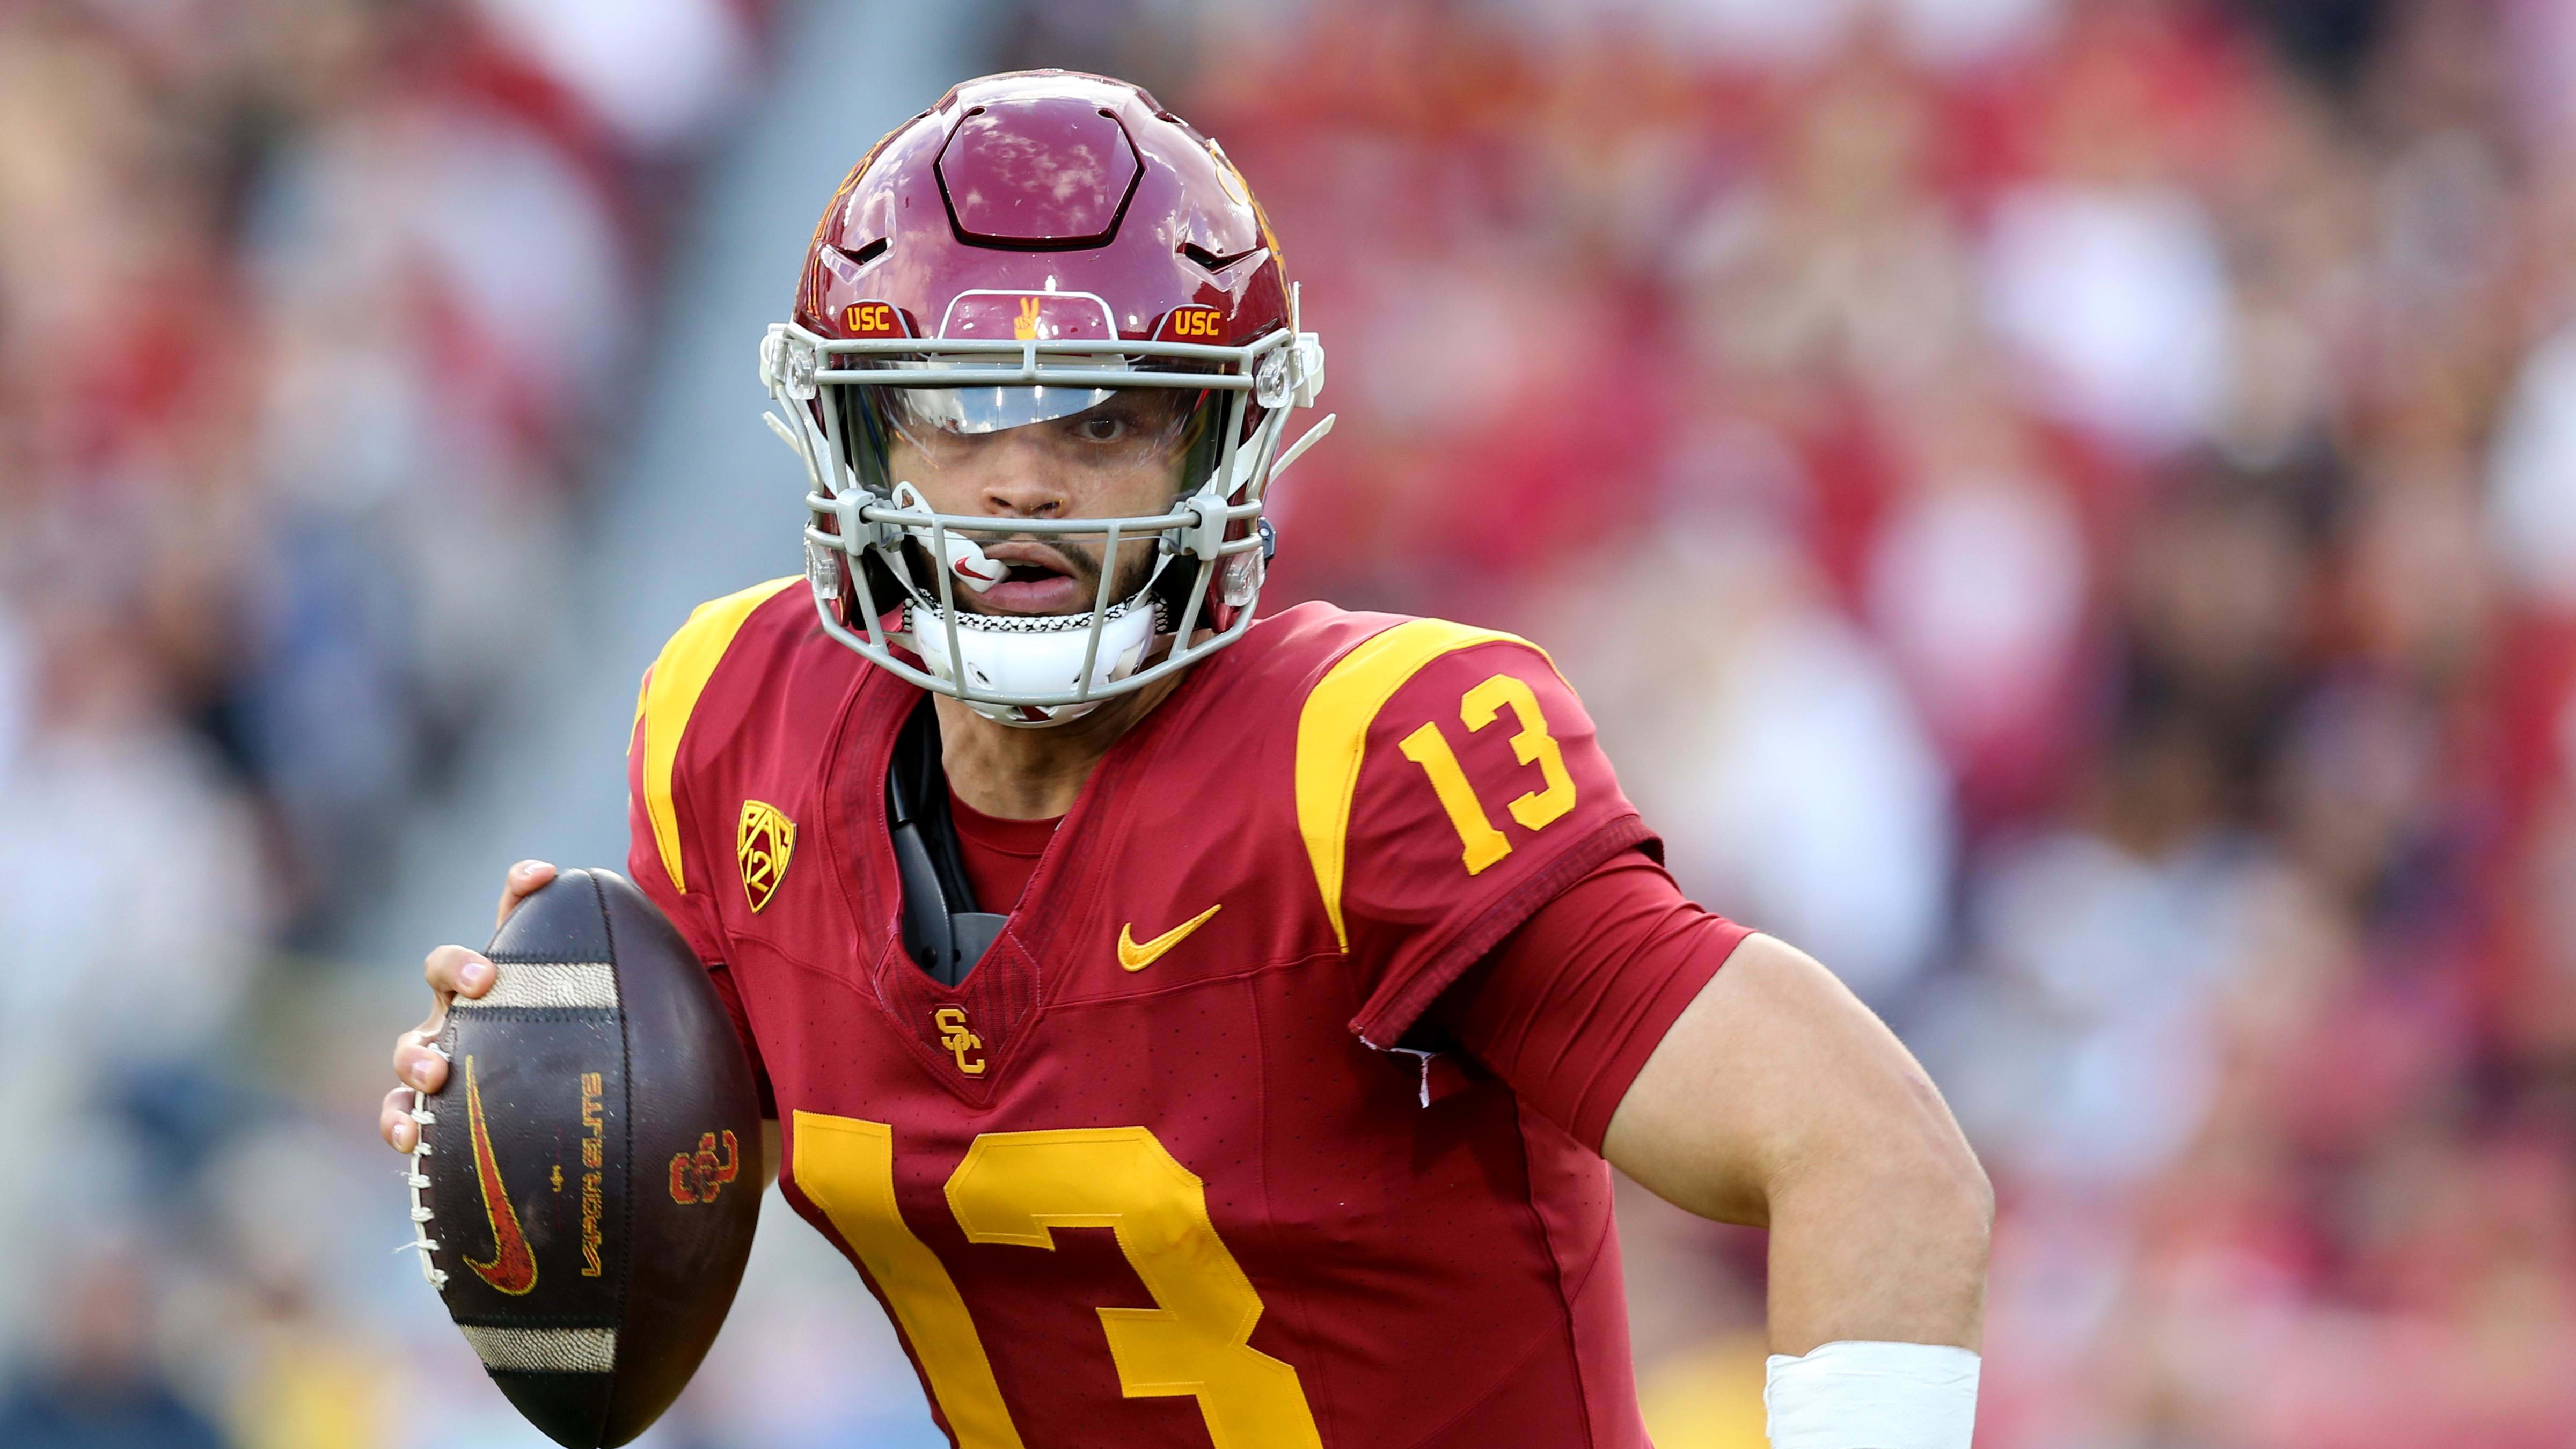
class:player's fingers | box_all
[382,1086,421,1153]
[497,859,558,928]
[426,943,494,1002]
[394,1030,449,1096]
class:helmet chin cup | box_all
[903,601,1159,728]
[890,483,1004,594]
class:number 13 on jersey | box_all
[1400,672,1577,875]
[792,1111,1323,1449]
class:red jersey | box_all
[624,581,1672,1448]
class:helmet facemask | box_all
[760,301,1328,727]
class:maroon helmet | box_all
[758,70,1330,726]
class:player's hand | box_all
[379,860,557,1153]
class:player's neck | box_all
[933,667,1189,820]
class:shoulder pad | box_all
[1292,618,1556,950]
[635,577,804,893]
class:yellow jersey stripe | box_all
[793,1113,1027,1449]
[637,577,802,893]
[1293,619,1553,951]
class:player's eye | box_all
[1071,414,1130,444]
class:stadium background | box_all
[5,0,2576,1444]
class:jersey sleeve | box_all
[625,667,779,1119]
[1302,625,1658,1047]
[1430,849,1753,1149]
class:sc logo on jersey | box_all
[933,1007,985,1077]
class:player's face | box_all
[880,387,1206,617]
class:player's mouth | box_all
[968,540,1093,615]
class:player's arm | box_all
[1601,932,1992,1353]
[1430,852,1989,1349]
[1440,855,1987,1446]
[624,703,785,1189]
[621,825,784,1190]
[1326,629,1986,1438]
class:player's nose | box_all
[975,435,1066,521]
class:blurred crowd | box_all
[11,0,2576,1445]
[0,1,776,1446]
[1080,0,2576,1442]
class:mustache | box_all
[912,535,1160,614]
[971,537,1092,580]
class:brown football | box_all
[402,868,762,1448]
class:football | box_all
[402,868,763,1448]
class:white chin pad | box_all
[891,483,1005,594]
[905,602,1157,728]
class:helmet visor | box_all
[889,382,1113,436]
[854,383,1219,489]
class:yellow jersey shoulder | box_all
[1270,608,1563,951]
[632,577,805,894]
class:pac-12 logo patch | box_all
[737,800,795,913]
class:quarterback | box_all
[383,71,1989,1448]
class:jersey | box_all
[624,581,1664,1449]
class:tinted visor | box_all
[851,383,1220,487]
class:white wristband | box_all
[1763,1340,1980,1449]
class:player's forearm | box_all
[1760,1087,1992,1354]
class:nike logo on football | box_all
[1118,903,1222,971]
[459,1055,539,1296]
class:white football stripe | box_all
[458,1324,617,1374]
[458,961,619,1010]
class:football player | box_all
[383,71,1989,1449]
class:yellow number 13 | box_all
[1397,672,1577,874]
[793,1113,1322,1449]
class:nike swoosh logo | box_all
[1118,903,1223,971]
[459,1055,539,1296]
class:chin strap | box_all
[899,594,1166,728]
[1265,412,1335,493]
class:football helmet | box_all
[760,70,1330,726]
